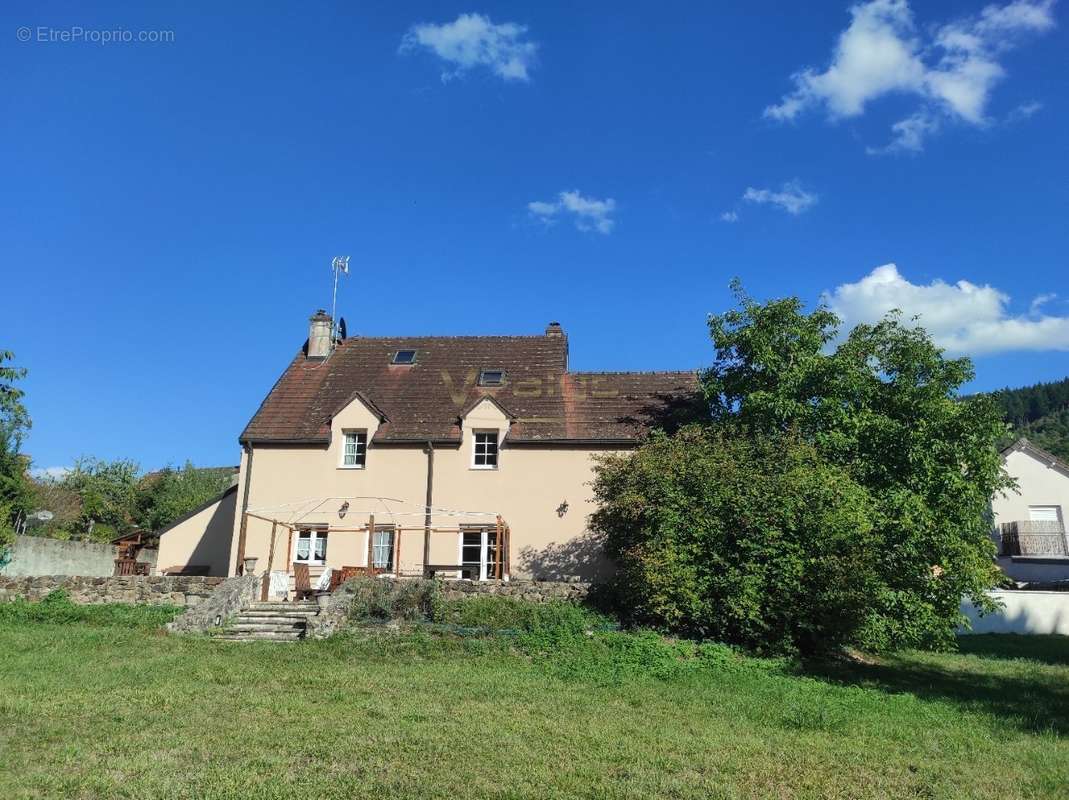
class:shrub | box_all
[343,577,439,623]
[0,589,181,628]
[592,427,877,656]
[431,595,614,634]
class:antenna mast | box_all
[330,256,350,345]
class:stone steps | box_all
[214,601,320,642]
[213,630,305,642]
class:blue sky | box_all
[3,0,1068,474]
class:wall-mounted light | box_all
[556,500,569,518]
[338,501,350,519]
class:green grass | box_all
[1,609,1068,799]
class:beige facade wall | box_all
[156,488,237,576]
[992,449,1069,528]
[226,394,625,580]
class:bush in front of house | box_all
[430,595,615,634]
[592,427,877,656]
[342,577,440,623]
[0,589,181,628]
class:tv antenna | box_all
[330,256,350,343]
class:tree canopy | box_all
[592,285,1011,653]
[0,350,32,558]
[29,460,233,542]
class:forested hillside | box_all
[992,376,1069,460]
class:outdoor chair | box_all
[292,562,315,601]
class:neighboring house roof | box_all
[157,484,238,537]
[1001,437,1069,477]
[241,333,701,445]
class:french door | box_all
[294,529,328,565]
[461,527,499,581]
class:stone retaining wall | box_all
[0,575,224,606]
[435,579,591,603]
[308,578,593,639]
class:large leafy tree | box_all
[593,285,1010,653]
[0,350,32,556]
[701,285,1010,649]
[59,457,141,542]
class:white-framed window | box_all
[460,526,499,581]
[294,529,328,565]
[371,526,395,571]
[341,430,367,468]
[1028,505,1064,529]
[472,430,499,469]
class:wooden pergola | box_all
[235,497,511,589]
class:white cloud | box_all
[400,13,538,82]
[867,110,941,154]
[824,263,1069,355]
[720,211,739,223]
[528,190,616,234]
[1030,292,1057,313]
[742,181,818,215]
[765,0,1055,152]
[30,466,71,481]
[1007,100,1043,122]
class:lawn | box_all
[1,609,1067,799]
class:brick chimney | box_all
[545,321,564,338]
[307,310,332,358]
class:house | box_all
[156,484,238,576]
[157,310,699,585]
[992,438,1069,584]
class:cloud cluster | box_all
[765,0,1056,152]
[401,13,538,82]
[528,190,617,234]
[824,263,1069,355]
[742,181,819,215]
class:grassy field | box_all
[1,606,1067,799]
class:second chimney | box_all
[308,310,333,358]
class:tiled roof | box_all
[240,334,700,445]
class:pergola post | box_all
[235,511,250,575]
[366,514,375,569]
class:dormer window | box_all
[478,369,505,387]
[341,430,367,468]
[472,430,499,469]
[392,349,417,365]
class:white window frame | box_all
[458,526,499,581]
[371,527,395,571]
[471,429,499,470]
[340,429,367,469]
[293,529,328,566]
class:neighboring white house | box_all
[992,438,1069,584]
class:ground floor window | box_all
[371,526,395,571]
[461,527,499,580]
[295,529,327,565]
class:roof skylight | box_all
[478,369,505,387]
